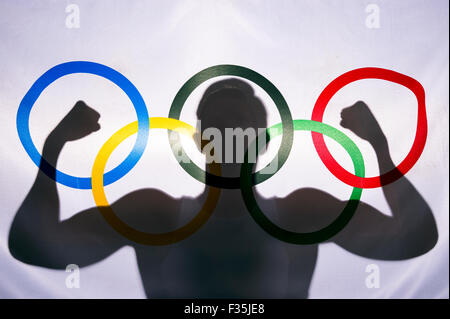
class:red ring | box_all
[311,67,427,189]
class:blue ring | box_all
[17,61,149,189]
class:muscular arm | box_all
[8,102,125,269]
[277,102,437,262]
[332,101,438,260]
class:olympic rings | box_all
[240,120,365,244]
[168,64,294,189]
[311,67,427,188]
[91,117,221,245]
[17,61,149,189]
[17,62,428,245]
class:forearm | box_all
[27,131,66,222]
[335,101,437,258]
[373,138,420,220]
[373,138,403,221]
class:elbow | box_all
[417,211,438,255]
[398,209,439,259]
[8,225,36,265]
[8,222,47,267]
[8,222,68,269]
[8,230,29,264]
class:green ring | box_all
[240,120,365,245]
[168,64,294,189]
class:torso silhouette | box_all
[102,186,340,298]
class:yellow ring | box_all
[91,117,221,245]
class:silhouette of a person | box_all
[9,79,438,298]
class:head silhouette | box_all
[195,79,267,176]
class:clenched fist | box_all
[340,101,386,146]
[52,101,101,142]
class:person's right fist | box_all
[52,101,101,141]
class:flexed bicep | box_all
[333,101,437,259]
[9,101,126,268]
